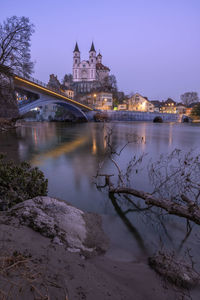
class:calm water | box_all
[1,121,200,261]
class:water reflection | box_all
[1,121,200,260]
[31,136,88,165]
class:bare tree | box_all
[0,16,34,77]
[180,92,199,106]
[95,129,200,293]
[94,129,200,294]
[62,74,73,86]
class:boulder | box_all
[7,196,108,257]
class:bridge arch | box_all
[19,99,89,121]
[153,116,163,123]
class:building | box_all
[128,93,154,112]
[150,100,163,113]
[72,42,110,94]
[161,99,176,113]
[61,88,74,99]
[15,92,27,102]
[82,92,113,110]
[176,103,186,114]
[118,104,128,110]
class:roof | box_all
[150,100,163,107]
[164,99,176,105]
[176,102,186,107]
[97,52,102,57]
[73,42,80,52]
[89,42,96,52]
[96,63,110,71]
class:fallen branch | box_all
[109,187,200,225]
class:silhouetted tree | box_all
[180,92,199,106]
[62,74,73,88]
[0,16,34,77]
[191,103,200,118]
[100,74,117,92]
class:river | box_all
[1,121,200,262]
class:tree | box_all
[102,74,117,92]
[191,103,200,118]
[95,130,200,291]
[62,74,73,86]
[0,16,34,77]
[180,92,199,106]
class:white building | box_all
[128,93,154,112]
[72,42,110,93]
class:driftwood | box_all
[149,251,199,288]
[96,170,200,226]
[109,186,200,226]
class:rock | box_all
[52,236,63,245]
[7,196,109,257]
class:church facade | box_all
[72,42,110,94]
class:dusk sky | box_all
[1,0,200,101]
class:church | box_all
[72,42,110,94]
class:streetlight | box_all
[93,93,97,108]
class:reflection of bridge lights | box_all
[33,129,38,145]
[30,136,88,166]
[92,137,97,154]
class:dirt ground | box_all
[0,212,199,299]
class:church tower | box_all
[97,52,102,64]
[73,42,80,81]
[89,42,96,80]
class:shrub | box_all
[0,154,48,210]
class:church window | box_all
[91,59,93,63]
[75,59,77,63]
[83,64,86,67]
[75,70,77,79]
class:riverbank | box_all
[0,196,190,300]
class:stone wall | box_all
[105,111,180,122]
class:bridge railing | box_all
[14,72,93,109]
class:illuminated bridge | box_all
[13,75,94,121]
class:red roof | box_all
[96,63,110,71]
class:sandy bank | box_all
[0,197,198,299]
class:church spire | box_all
[73,42,80,52]
[89,42,96,52]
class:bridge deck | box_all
[14,75,92,111]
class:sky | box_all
[1,0,200,101]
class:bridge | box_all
[13,74,185,123]
[13,75,93,121]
